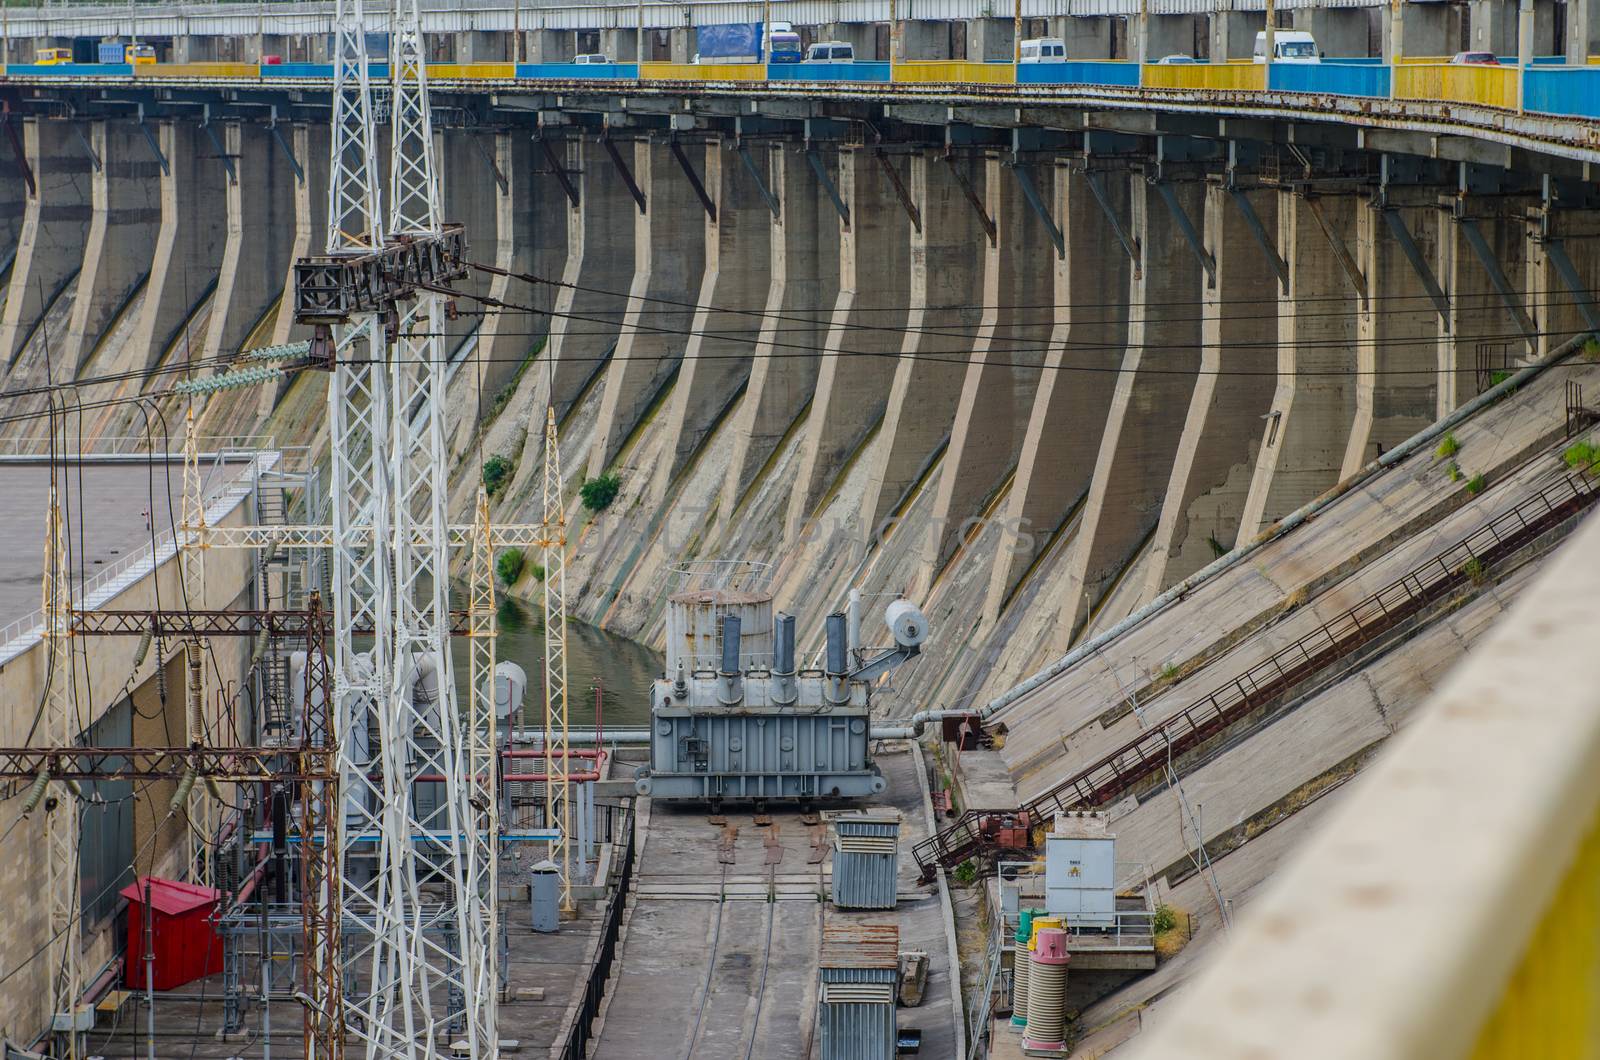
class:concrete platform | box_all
[590,744,962,1059]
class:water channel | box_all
[445,595,662,730]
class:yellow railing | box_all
[134,62,259,79]
[426,63,515,80]
[891,60,1016,84]
[639,62,767,81]
[1126,506,1600,1060]
[1140,62,1266,91]
[1395,62,1520,109]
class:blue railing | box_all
[259,62,389,78]
[516,62,639,79]
[1523,66,1600,117]
[7,62,132,76]
[1019,61,1140,86]
[766,60,890,81]
[1269,61,1389,97]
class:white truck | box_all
[1253,30,1321,63]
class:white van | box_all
[804,41,854,63]
[574,53,612,64]
[1252,30,1320,63]
[1019,37,1067,63]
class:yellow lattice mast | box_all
[539,406,572,910]
[179,405,214,886]
[42,460,83,1059]
[465,484,501,1030]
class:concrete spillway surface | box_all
[591,744,959,1059]
[0,454,255,623]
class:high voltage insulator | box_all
[169,767,197,815]
[19,768,49,815]
[173,365,283,395]
[244,340,313,362]
[133,629,153,667]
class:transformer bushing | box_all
[1023,927,1071,1051]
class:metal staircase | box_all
[916,466,1600,882]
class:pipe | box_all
[893,335,1588,737]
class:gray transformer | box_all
[635,589,927,805]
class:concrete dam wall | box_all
[2,110,1598,729]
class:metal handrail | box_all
[917,468,1600,879]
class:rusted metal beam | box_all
[602,135,647,215]
[1303,194,1368,308]
[2,102,34,198]
[874,147,920,233]
[943,153,996,246]
[670,138,717,223]
[537,135,579,207]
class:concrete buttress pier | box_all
[64,121,161,374]
[721,143,840,514]
[928,155,1057,579]
[130,122,227,373]
[201,123,294,363]
[268,123,329,349]
[985,165,1130,625]
[864,150,986,545]
[1239,190,1362,539]
[546,137,638,417]
[590,138,708,476]
[786,147,912,535]
[1144,183,1278,595]
[654,139,773,500]
[1061,175,1204,640]
[1344,198,1439,477]
[0,119,92,370]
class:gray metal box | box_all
[529,860,560,933]
[831,812,901,910]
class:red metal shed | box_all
[119,877,224,991]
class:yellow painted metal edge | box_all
[1126,509,1600,1060]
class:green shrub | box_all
[1489,369,1515,389]
[1585,337,1600,362]
[495,548,525,586]
[953,860,977,885]
[1464,473,1487,496]
[530,562,547,582]
[1157,662,1180,683]
[1153,903,1178,935]
[1563,440,1600,476]
[580,472,622,512]
[1447,463,1463,483]
[1435,433,1460,460]
[1460,556,1487,584]
[482,454,514,497]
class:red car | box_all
[1450,51,1500,65]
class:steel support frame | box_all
[1153,180,1216,286]
[1084,169,1141,279]
[874,147,920,233]
[1303,193,1369,308]
[670,138,717,223]
[601,135,647,215]
[1010,160,1063,258]
[943,152,996,246]
[806,147,849,227]
[1457,216,1538,344]
[537,134,579,208]
[737,143,780,219]
[1228,188,1289,294]
[1379,206,1452,331]
[1543,238,1600,336]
